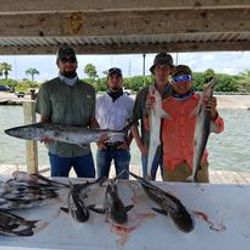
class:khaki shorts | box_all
[162,162,209,183]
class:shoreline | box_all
[0,92,250,109]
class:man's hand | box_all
[40,136,52,144]
[96,133,109,150]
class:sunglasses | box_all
[60,57,76,64]
[172,74,192,83]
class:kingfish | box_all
[5,122,133,147]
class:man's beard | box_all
[110,86,121,92]
[61,70,77,78]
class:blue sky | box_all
[0,51,250,82]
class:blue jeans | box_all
[96,147,130,180]
[49,152,95,178]
[141,149,163,180]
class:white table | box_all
[1,179,250,250]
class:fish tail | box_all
[120,119,137,133]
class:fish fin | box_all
[120,119,137,133]
[125,204,134,212]
[87,204,96,209]
[89,205,106,214]
[152,207,168,216]
[60,207,69,213]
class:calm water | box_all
[0,106,250,172]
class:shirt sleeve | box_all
[35,83,52,117]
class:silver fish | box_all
[129,171,194,233]
[90,178,134,225]
[187,79,215,182]
[5,122,131,146]
[147,86,170,179]
[0,210,38,236]
[12,171,69,190]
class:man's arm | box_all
[131,124,148,155]
[89,117,99,129]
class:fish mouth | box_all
[4,128,13,136]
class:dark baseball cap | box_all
[150,53,174,74]
[57,45,77,61]
[107,67,122,77]
[173,65,192,77]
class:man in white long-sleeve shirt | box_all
[95,68,134,179]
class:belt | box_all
[105,141,123,149]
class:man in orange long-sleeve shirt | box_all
[161,65,224,182]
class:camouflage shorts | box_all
[162,162,209,183]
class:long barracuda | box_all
[187,79,215,182]
[129,171,194,233]
[5,122,131,146]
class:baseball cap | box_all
[107,67,122,77]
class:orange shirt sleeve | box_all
[212,115,224,134]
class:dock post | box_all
[23,101,38,173]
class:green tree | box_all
[216,74,239,92]
[123,75,152,92]
[15,79,40,93]
[84,64,98,82]
[0,62,12,79]
[25,68,40,81]
[192,72,206,91]
[238,70,250,92]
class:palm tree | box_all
[0,62,12,79]
[25,68,40,81]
